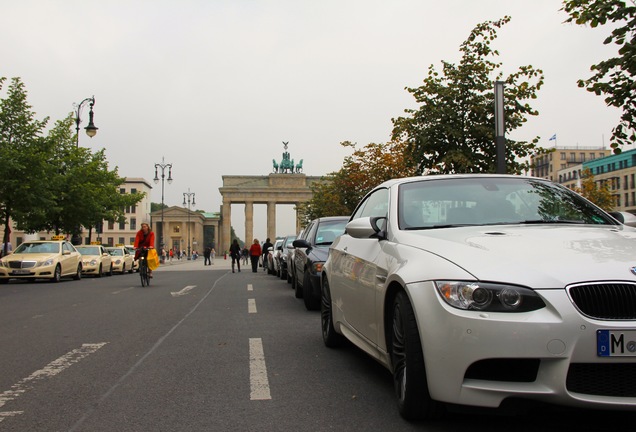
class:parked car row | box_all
[262,216,349,311]
[0,238,138,283]
[263,174,636,422]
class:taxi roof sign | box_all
[90,241,102,245]
[51,235,66,241]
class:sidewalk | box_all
[154,256,239,272]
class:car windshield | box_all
[108,249,123,256]
[77,247,101,255]
[315,220,348,245]
[13,242,60,254]
[398,177,618,230]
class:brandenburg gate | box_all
[217,143,322,252]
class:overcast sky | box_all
[1,0,624,242]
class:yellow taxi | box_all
[76,243,113,277]
[106,245,134,274]
[125,245,139,272]
[0,235,83,283]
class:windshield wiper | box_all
[519,219,586,224]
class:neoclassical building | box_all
[217,173,323,253]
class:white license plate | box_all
[11,269,30,275]
[597,329,636,357]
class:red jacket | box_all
[249,243,262,256]
[134,230,155,249]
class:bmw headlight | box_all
[435,281,545,312]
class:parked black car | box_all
[291,216,348,310]
[277,235,296,280]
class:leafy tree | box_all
[298,140,418,224]
[21,114,144,239]
[391,17,547,175]
[0,77,51,254]
[151,202,169,212]
[575,167,615,210]
[562,0,636,154]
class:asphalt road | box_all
[0,257,633,431]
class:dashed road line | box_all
[0,343,108,422]
[247,284,253,291]
[249,338,271,400]
[248,298,257,313]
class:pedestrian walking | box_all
[211,247,216,264]
[261,238,273,272]
[230,239,241,273]
[249,238,262,273]
[204,246,212,265]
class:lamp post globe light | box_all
[74,96,98,147]
[154,157,173,260]
[183,189,196,260]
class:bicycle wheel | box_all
[140,260,149,287]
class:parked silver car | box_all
[322,174,636,420]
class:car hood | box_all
[397,225,636,288]
[2,253,59,262]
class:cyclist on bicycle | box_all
[134,222,155,278]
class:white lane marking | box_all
[171,285,197,297]
[247,284,253,291]
[0,343,108,421]
[112,287,135,295]
[249,338,271,400]
[248,298,257,314]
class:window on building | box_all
[132,205,137,213]
[631,174,635,189]
[120,188,125,194]
[580,153,585,162]
[617,177,621,190]
[570,152,575,162]
[107,237,114,246]
[119,237,125,245]
[108,221,114,230]
[131,188,137,194]
[174,226,180,233]
[590,153,596,160]
[625,175,629,190]
[129,237,135,244]
[560,164,566,170]
[131,218,137,230]
[119,220,125,230]
[599,152,606,158]
[632,192,635,207]
[625,193,629,207]
[617,195,621,207]
[560,152,565,160]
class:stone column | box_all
[295,203,302,235]
[245,201,254,244]
[221,198,232,254]
[267,201,276,240]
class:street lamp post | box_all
[154,157,173,260]
[74,96,98,147]
[183,189,196,260]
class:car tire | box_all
[108,265,113,276]
[321,277,346,347]
[128,265,134,274]
[280,268,286,280]
[390,291,444,420]
[121,264,126,275]
[51,265,61,283]
[97,264,103,278]
[73,264,82,280]
[293,272,303,298]
[303,272,319,311]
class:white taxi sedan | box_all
[0,238,82,283]
[76,245,113,277]
[322,174,636,420]
[106,246,134,274]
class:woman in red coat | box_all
[249,238,262,273]
[134,222,155,276]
